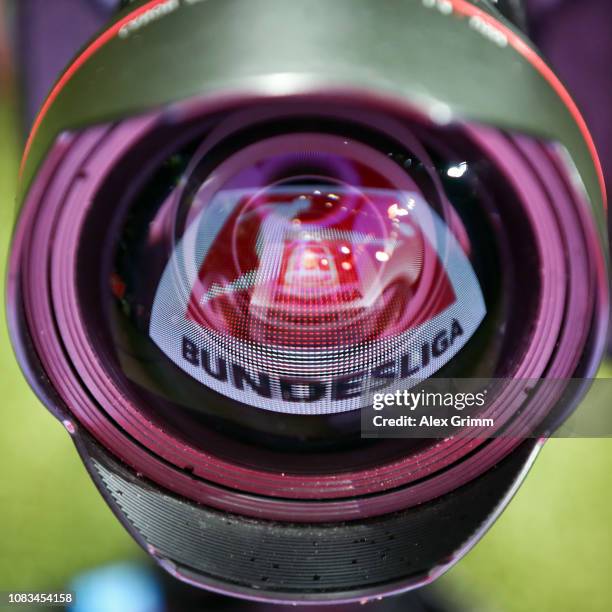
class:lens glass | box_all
[146,132,487,416]
[97,104,539,464]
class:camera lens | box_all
[15,89,604,513]
[35,97,547,495]
[8,0,608,600]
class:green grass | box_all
[439,438,612,611]
[0,98,611,610]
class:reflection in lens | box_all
[152,180,485,415]
[105,112,518,467]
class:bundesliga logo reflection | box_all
[151,187,486,414]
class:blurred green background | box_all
[1,37,611,612]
